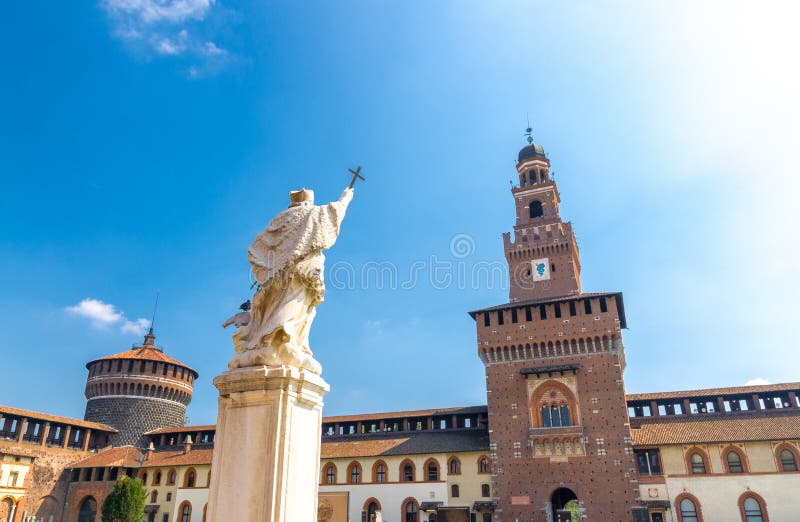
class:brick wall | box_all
[85,397,186,448]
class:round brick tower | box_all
[83,329,198,448]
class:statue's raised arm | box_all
[224,186,355,373]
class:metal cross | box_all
[347,166,365,189]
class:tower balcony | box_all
[529,425,586,458]
[529,424,584,440]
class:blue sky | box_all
[1,2,798,426]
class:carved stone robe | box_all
[228,189,352,372]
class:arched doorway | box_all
[551,488,579,522]
[78,496,97,522]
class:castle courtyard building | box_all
[1,139,799,522]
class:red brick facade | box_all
[471,140,639,521]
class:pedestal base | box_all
[206,365,329,522]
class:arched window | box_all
[690,453,707,474]
[154,471,162,485]
[451,484,460,497]
[150,490,158,503]
[779,448,798,471]
[373,461,386,483]
[184,468,197,488]
[481,483,490,497]
[679,498,699,522]
[541,405,551,427]
[529,200,544,219]
[426,459,439,481]
[401,460,415,481]
[560,404,570,426]
[348,462,362,484]
[726,451,744,473]
[532,382,578,428]
[448,456,461,475]
[403,499,419,522]
[324,463,336,485]
[478,457,489,474]
[742,497,764,522]
[167,469,177,485]
[140,472,147,485]
[179,501,192,522]
[551,404,561,426]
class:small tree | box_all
[102,476,146,522]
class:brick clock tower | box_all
[470,133,641,522]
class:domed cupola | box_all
[518,142,546,162]
[83,329,198,447]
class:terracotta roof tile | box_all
[69,446,143,468]
[321,430,489,459]
[0,405,117,432]
[142,447,214,467]
[88,346,197,375]
[631,414,800,445]
[627,382,800,402]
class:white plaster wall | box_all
[320,482,448,522]
[0,463,29,487]
[172,487,209,522]
[666,474,800,522]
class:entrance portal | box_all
[551,488,579,522]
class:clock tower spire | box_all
[504,131,581,301]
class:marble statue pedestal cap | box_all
[206,365,329,522]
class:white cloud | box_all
[156,37,183,55]
[103,0,214,24]
[100,0,231,75]
[121,318,152,335]
[66,298,151,336]
[203,41,225,56]
[745,378,771,386]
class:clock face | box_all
[531,258,550,281]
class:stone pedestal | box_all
[206,365,329,522]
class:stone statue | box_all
[223,186,354,373]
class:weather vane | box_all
[525,115,533,145]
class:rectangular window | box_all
[163,515,169,522]
[553,303,561,318]
[96,467,105,481]
[569,301,576,316]
[584,299,592,314]
[525,307,532,321]
[599,298,608,313]
[497,311,504,325]
[511,308,518,323]
[635,450,662,475]
[539,306,546,320]
[483,313,490,327]
[8,472,18,487]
